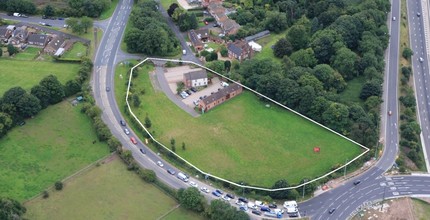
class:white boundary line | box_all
[125,58,369,191]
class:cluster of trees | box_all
[0,57,92,139]
[224,0,390,150]
[177,187,249,220]
[0,0,36,15]
[167,3,198,32]
[125,0,180,55]
[200,50,218,62]
[65,17,93,34]
[66,0,111,18]
[0,197,26,220]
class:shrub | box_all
[55,181,64,190]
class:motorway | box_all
[3,0,430,219]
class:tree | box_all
[273,38,293,58]
[311,29,342,64]
[332,47,358,80]
[16,93,41,118]
[80,16,93,33]
[7,44,17,56]
[178,187,205,212]
[132,94,140,107]
[167,3,179,17]
[39,75,65,104]
[220,47,228,57]
[138,168,156,182]
[182,142,186,150]
[322,102,350,133]
[0,112,13,138]
[264,11,288,33]
[30,85,50,109]
[55,181,63,190]
[360,80,382,100]
[270,179,290,199]
[44,4,55,17]
[0,46,2,57]
[224,60,231,72]
[401,66,412,80]
[0,197,26,220]
[286,24,309,51]
[170,138,176,152]
[290,48,317,68]
[144,114,152,128]
[402,47,413,59]
[207,199,249,220]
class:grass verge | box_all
[0,101,110,201]
[115,62,362,187]
[23,156,203,220]
[99,0,120,20]
[62,42,88,60]
[14,47,41,60]
[0,59,79,94]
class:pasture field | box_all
[0,59,79,94]
[24,156,203,220]
[0,101,110,201]
[115,62,363,187]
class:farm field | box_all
[0,101,110,201]
[0,59,79,94]
[24,156,204,220]
[115,62,363,187]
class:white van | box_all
[177,172,189,182]
[182,49,186,55]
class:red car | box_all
[204,21,208,25]
[130,137,137,145]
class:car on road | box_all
[353,180,361,185]
[120,120,126,126]
[190,87,197,92]
[222,195,231,201]
[329,208,336,214]
[189,181,198,187]
[200,187,210,193]
[58,17,64,20]
[42,15,47,19]
[44,23,52,26]
[269,203,277,208]
[392,16,396,21]
[235,200,245,206]
[106,87,110,92]
[212,191,221,197]
[260,206,271,212]
[130,137,137,145]
[420,57,424,62]
[139,148,146,154]
[238,197,248,203]
[252,210,262,215]
[167,169,176,175]
[417,12,421,17]
[157,161,164,167]
[20,14,28,18]
[226,193,235,199]
[215,189,223,195]
[124,128,130,135]
[239,206,248,211]
[388,110,392,116]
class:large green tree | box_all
[0,197,26,220]
[177,187,205,212]
[39,75,65,104]
[273,38,293,58]
[332,47,359,80]
[322,102,350,133]
[286,24,309,50]
[0,112,13,138]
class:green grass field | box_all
[0,101,110,201]
[412,198,430,219]
[255,30,287,63]
[160,0,180,11]
[62,42,87,60]
[99,0,119,20]
[14,47,41,60]
[24,156,204,220]
[338,76,366,105]
[0,59,79,94]
[115,63,363,186]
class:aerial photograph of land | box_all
[1,0,430,219]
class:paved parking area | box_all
[182,77,223,108]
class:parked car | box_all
[167,169,176,175]
[18,121,26,126]
[130,137,137,145]
[42,15,47,19]
[353,180,361,185]
[212,191,221,197]
[120,120,126,126]
[238,197,248,203]
[189,181,198,187]
[200,187,210,193]
[252,210,262,215]
[226,194,235,199]
[190,87,197,92]
[157,161,164,167]
[239,206,248,211]
[185,90,192,95]
[106,86,110,92]
[44,23,52,26]
[269,203,277,208]
[222,195,231,201]
[20,14,28,18]
[260,206,271,212]
[58,17,64,20]
[124,128,130,135]
[235,200,245,206]
[139,148,146,154]
[215,189,223,195]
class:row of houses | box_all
[199,83,243,112]
[204,0,240,35]
[0,25,71,56]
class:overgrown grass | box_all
[412,198,430,219]
[0,59,79,94]
[99,0,119,20]
[62,42,88,60]
[160,0,180,10]
[0,101,110,201]
[115,62,362,186]
[24,157,202,220]
[14,47,41,60]
[338,76,366,105]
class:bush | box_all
[55,181,64,190]
[42,190,49,198]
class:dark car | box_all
[353,180,361,185]
[44,23,52,26]
[212,191,221,197]
[58,17,64,20]
[260,206,271,212]
[289,212,299,217]
[268,203,277,208]
[329,208,336,214]
[42,15,47,19]
[226,193,235,199]
[238,197,248,203]
[417,12,421,17]
[252,210,262,216]
[139,148,146,154]
[50,17,57,20]
[106,86,110,92]
[215,189,223,195]
[190,87,197,92]
[120,120,126,126]
[167,169,176,175]
[185,90,192,95]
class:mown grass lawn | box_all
[14,47,41,60]
[24,157,203,220]
[62,42,88,60]
[160,0,179,10]
[115,62,363,187]
[0,59,79,94]
[0,101,110,201]
[255,30,287,63]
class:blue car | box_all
[212,191,221,197]
[215,189,223,195]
